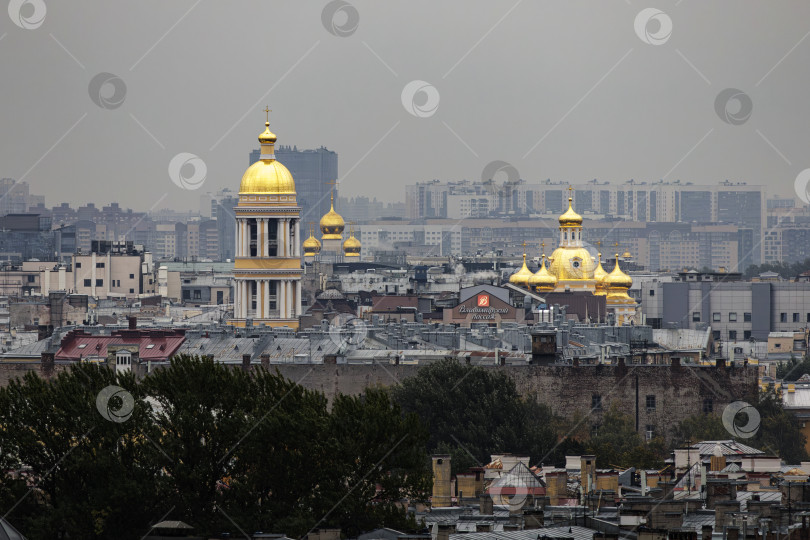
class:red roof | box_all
[55,329,186,361]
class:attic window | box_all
[77,344,87,349]
[146,344,154,349]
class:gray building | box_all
[0,213,55,263]
[250,145,338,227]
[215,194,239,261]
[641,276,810,341]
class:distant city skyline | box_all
[2,2,810,211]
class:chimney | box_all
[260,353,270,370]
[727,527,740,540]
[40,351,55,377]
[242,354,251,371]
[128,316,137,330]
[671,357,681,369]
[581,455,596,495]
[431,455,452,508]
[436,523,455,540]
[702,525,713,540]
[479,493,493,515]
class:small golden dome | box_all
[604,254,633,289]
[320,194,345,239]
[343,228,361,257]
[559,197,583,227]
[303,233,321,256]
[593,253,608,296]
[529,254,557,292]
[258,121,277,144]
[622,251,632,259]
[509,253,534,287]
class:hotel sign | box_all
[456,293,512,321]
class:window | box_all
[129,273,134,279]
[646,395,656,411]
[744,330,751,340]
[193,290,202,300]
[645,425,655,440]
[84,279,91,286]
[692,312,701,322]
[95,279,103,286]
[807,313,810,323]
[794,313,801,323]
[729,330,737,340]
[713,330,720,340]
[703,398,713,414]
[649,290,655,296]
[75,262,81,268]
[27,275,35,283]
[182,290,191,300]
[592,394,602,410]
[781,313,787,323]
[713,312,721,322]
[729,312,737,322]
[744,312,752,322]
[96,262,104,268]
[129,288,134,294]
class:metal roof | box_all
[450,525,601,540]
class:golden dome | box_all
[239,119,295,194]
[559,197,583,227]
[509,253,533,287]
[593,253,608,296]
[240,160,295,194]
[604,254,633,290]
[343,226,361,256]
[529,254,557,292]
[622,251,632,259]
[548,246,595,280]
[258,121,277,144]
[320,194,345,239]
[303,231,321,256]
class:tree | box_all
[392,359,563,471]
[0,363,163,538]
[776,355,810,380]
[0,356,432,539]
[584,406,665,469]
[752,385,808,464]
[671,413,729,448]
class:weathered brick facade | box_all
[0,360,758,441]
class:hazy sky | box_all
[3,1,810,212]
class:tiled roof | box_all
[55,329,186,361]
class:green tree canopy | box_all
[0,355,431,539]
[584,405,665,469]
[392,359,574,472]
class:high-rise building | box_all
[233,118,303,329]
[250,145,337,230]
[405,179,766,263]
[0,179,38,216]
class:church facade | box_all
[509,193,638,325]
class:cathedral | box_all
[509,193,637,325]
[301,188,362,260]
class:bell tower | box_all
[231,110,302,329]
